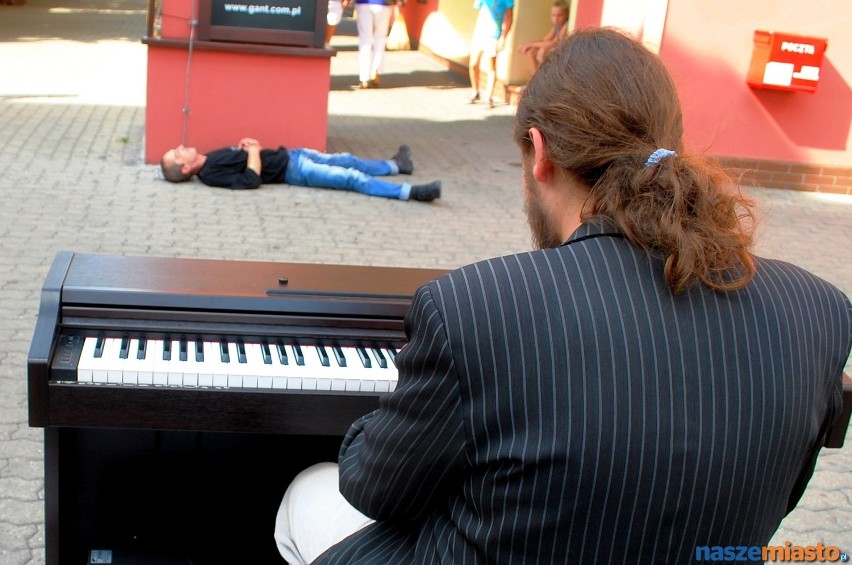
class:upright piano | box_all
[28,251,448,565]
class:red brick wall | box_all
[719,157,852,195]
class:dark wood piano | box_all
[28,251,448,565]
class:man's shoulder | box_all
[754,255,851,306]
[430,249,565,294]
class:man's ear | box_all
[528,127,555,184]
[180,162,193,176]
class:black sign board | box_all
[198,0,326,48]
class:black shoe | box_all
[392,144,413,174]
[410,181,441,202]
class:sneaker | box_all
[392,144,413,174]
[410,181,441,202]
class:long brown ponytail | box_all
[514,27,755,293]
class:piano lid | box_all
[56,252,449,318]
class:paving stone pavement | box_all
[0,1,850,563]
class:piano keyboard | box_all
[74,336,399,393]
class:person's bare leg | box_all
[468,50,483,102]
[485,55,498,107]
[527,51,538,73]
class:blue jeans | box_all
[284,148,411,200]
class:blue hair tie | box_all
[645,148,677,167]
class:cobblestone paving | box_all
[0,1,850,563]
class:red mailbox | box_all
[747,30,827,93]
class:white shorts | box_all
[470,9,501,57]
[274,463,374,565]
[327,0,343,26]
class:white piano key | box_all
[77,336,99,383]
[197,341,220,387]
[270,342,290,389]
[106,338,128,384]
[121,338,144,385]
[256,341,276,389]
[150,339,169,385]
[225,341,244,388]
[90,337,119,384]
[180,340,200,387]
[136,338,155,385]
[240,342,261,389]
[166,339,184,386]
[212,341,233,388]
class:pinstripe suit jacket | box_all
[315,220,852,565]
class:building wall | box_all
[416,0,851,193]
[143,0,332,163]
[660,0,851,173]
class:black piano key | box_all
[276,342,289,365]
[137,337,147,360]
[163,338,172,361]
[386,346,398,367]
[195,340,204,362]
[292,342,305,366]
[179,338,188,362]
[119,336,130,360]
[261,341,272,365]
[332,345,346,367]
[357,346,371,368]
[316,345,330,367]
[237,341,247,364]
[371,347,387,369]
[93,335,105,358]
[219,340,230,363]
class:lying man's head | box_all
[161,145,201,183]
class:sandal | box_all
[467,92,480,104]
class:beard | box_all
[523,166,564,250]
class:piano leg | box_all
[44,428,60,565]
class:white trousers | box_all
[355,3,393,82]
[274,462,375,565]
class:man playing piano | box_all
[160,140,442,202]
[274,28,852,564]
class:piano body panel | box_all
[27,251,75,427]
[28,251,447,565]
[59,252,447,318]
[49,426,344,565]
[46,384,381,435]
[826,372,852,448]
